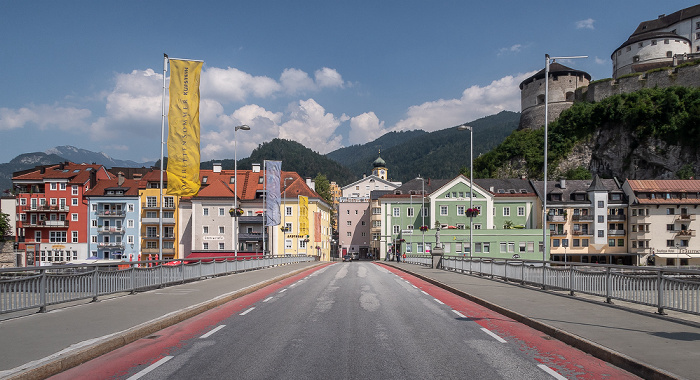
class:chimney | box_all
[489,186,495,192]
[89,168,97,190]
[40,167,46,174]
[59,162,65,170]
[117,172,125,187]
[252,163,261,173]
[213,163,222,173]
[559,178,566,189]
[306,177,315,191]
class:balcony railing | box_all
[547,215,567,222]
[675,229,696,237]
[142,217,175,225]
[142,202,175,210]
[97,227,125,234]
[550,230,567,236]
[571,215,594,221]
[608,215,626,221]
[97,242,125,249]
[141,248,175,254]
[29,220,69,228]
[572,230,592,236]
[97,210,126,217]
[608,229,626,236]
[21,205,70,213]
[677,214,697,222]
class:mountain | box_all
[201,139,357,185]
[0,152,66,193]
[44,146,155,168]
[326,130,428,167]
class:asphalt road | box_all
[52,262,639,380]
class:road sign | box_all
[401,230,413,235]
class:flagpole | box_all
[159,54,168,262]
[263,160,267,257]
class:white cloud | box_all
[280,68,316,94]
[0,104,91,131]
[576,18,595,30]
[498,44,523,56]
[349,112,386,145]
[201,67,281,103]
[279,99,343,153]
[314,67,345,89]
[594,56,607,65]
[390,71,536,133]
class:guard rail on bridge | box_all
[404,255,700,316]
[0,255,314,315]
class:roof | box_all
[184,169,323,201]
[84,178,140,197]
[613,31,690,56]
[531,178,625,203]
[12,162,110,184]
[475,178,536,197]
[631,5,700,37]
[626,180,700,192]
[519,62,592,89]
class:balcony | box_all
[98,242,125,250]
[97,210,126,217]
[142,202,175,210]
[97,227,125,234]
[142,217,175,225]
[677,214,697,222]
[550,230,567,236]
[142,248,175,254]
[572,230,592,236]
[608,215,626,221]
[21,204,70,213]
[30,220,69,228]
[608,229,626,236]
[571,215,594,221]
[547,215,567,222]
[675,229,696,237]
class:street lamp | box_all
[543,54,586,279]
[234,124,250,258]
[457,124,473,261]
[282,176,294,256]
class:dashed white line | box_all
[433,298,445,305]
[127,356,173,380]
[537,364,568,380]
[199,325,226,339]
[481,328,507,343]
[452,310,467,318]
[279,288,287,293]
[263,296,273,303]
[420,290,429,296]
[239,307,255,316]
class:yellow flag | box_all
[299,196,309,236]
[167,59,203,196]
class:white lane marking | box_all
[127,356,173,380]
[481,328,507,343]
[411,285,417,289]
[239,307,255,316]
[279,289,287,293]
[199,325,226,339]
[420,290,429,296]
[537,364,568,380]
[452,310,467,318]
[433,298,445,305]
[263,296,273,303]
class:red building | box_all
[12,162,113,265]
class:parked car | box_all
[342,255,353,262]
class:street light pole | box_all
[234,124,250,258]
[457,124,473,261]
[543,54,586,280]
[283,177,293,256]
[416,176,425,255]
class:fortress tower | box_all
[518,62,591,130]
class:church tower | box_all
[371,151,388,180]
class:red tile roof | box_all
[84,178,140,196]
[12,162,111,184]
[182,169,321,200]
[627,180,700,192]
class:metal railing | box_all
[404,255,700,316]
[0,255,314,314]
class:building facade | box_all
[138,170,179,259]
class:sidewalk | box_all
[383,262,700,380]
[0,261,323,380]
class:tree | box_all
[0,212,11,241]
[313,173,332,205]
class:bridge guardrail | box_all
[0,255,314,315]
[403,255,700,316]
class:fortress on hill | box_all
[519,4,700,130]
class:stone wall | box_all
[0,240,18,268]
[577,62,700,103]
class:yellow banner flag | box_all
[167,59,203,196]
[299,196,309,236]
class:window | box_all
[608,239,616,247]
[666,208,675,215]
[299,239,307,249]
[519,242,526,253]
[393,225,400,234]
[503,207,510,216]
[147,226,158,238]
[203,242,209,250]
[417,243,424,253]
[219,226,224,234]
[582,239,589,247]
[346,232,352,237]
[347,221,352,226]
[50,231,67,243]
[372,207,381,215]
[203,208,209,216]
[440,206,448,216]
[393,208,400,217]
[286,207,293,216]
[598,201,604,208]
[407,208,414,217]
[552,239,560,247]
[147,196,157,208]
[618,239,625,247]
[517,207,525,216]
[473,224,482,229]
[72,231,78,243]
[573,239,580,247]
[219,243,225,250]
[203,226,209,234]
[71,198,78,206]
[598,216,604,223]
[72,185,79,195]
[666,240,675,247]
[219,208,225,216]
[500,242,507,252]
[50,183,57,190]
[598,230,604,237]
[457,206,464,216]
[91,236,97,243]
[258,177,264,184]
[72,213,78,221]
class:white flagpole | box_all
[263,160,267,256]
[159,54,168,262]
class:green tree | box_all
[564,166,592,180]
[314,173,332,204]
[677,164,696,180]
[0,212,11,241]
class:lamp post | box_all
[543,54,586,281]
[416,176,425,254]
[457,124,473,261]
[234,124,250,258]
[282,177,294,256]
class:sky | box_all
[1,0,697,164]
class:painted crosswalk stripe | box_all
[263,296,273,303]
[127,356,173,380]
[452,310,467,318]
[537,364,568,380]
[481,328,507,343]
[200,325,226,339]
[240,307,255,316]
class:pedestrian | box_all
[396,252,401,262]
[403,253,406,262]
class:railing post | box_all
[605,266,613,304]
[569,265,575,296]
[541,261,547,290]
[182,261,186,283]
[92,267,99,303]
[521,262,525,285]
[39,269,47,313]
[130,267,135,295]
[657,270,666,315]
[198,259,203,279]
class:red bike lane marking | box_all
[376,263,640,380]
[50,263,333,380]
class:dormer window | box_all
[202,176,208,183]
[498,189,505,194]
[230,176,235,184]
[258,177,264,184]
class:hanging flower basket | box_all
[419,225,429,232]
[229,207,244,217]
[466,208,480,218]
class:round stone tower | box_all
[518,62,591,130]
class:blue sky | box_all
[1,0,697,164]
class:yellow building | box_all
[138,170,180,259]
